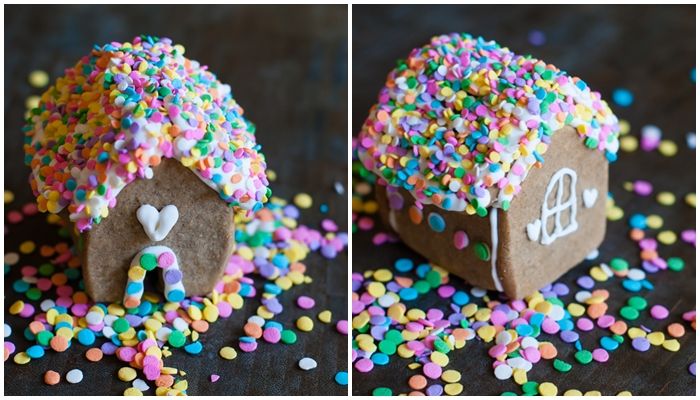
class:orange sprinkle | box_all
[51,272,68,286]
[289,262,307,274]
[452,328,470,341]
[590,289,610,301]
[85,348,103,362]
[409,206,423,225]
[49,335,68,352]
[72,291,88,304]
[191,320,209,333]
[538,342,558,359]
[155,374,174,388]
[44,370,61,385]
[587,302,608,319]
[667,323,686,338]
[609,320,628,335]
[29,320,45,334]
[408,374,428,390]
[243,322,262,338]
[629,228,645,241]
[39,245,55,257]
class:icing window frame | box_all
[540,167,579,245]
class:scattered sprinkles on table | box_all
[351,98,694,395]
[356,33,619,216]
[5,188,347,393]
[23,35,270,232]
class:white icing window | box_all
[540,167,578,245]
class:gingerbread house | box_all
[357,33,620,299]
[24,36,269,305]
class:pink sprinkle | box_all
[239,341,258,353]
[262,327,281,343]
[453,230,469,250]
[217,301,233,318]
[597,315,615,328]
[296,295,315,310]
[423,362,442,379]
[633,180,653,196]
[336,320,348,335]
[210,374,220,383]
[682,310,696,321]
[321,219,338,232]
[7,211,23,224]
[681,229,696,246]
[158,252,175,269]
[592,348,609,362]
[541,318,560,334]
[522,346,541,363]
[21,203,38,216]
[490,310,508,326]
[650,305,669,320]
[437,285,456,298]
[488,344,507,358]
[355,358,374,372]
[577,317,595,331]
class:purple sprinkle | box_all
[690,362,696,376]
[552,282,570,296]
[560,330,579,343]
[632,337,650,352]
[577,276,595,289]
[426,384,443,396]
[163,269,182,284]
[528,30,547,46]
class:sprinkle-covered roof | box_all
[24,35,270,231]
[357,33,620,216]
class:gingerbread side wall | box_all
[81,158,234,303]
[501,126,609,298]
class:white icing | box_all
[540,168,578,245]
[136,204,179,242]
[583,188,598,208]
[489,208,504,292]
[388,210,399,232]
[526,219,542,242]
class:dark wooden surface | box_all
[352,4,695,396]
[4,4,347,396]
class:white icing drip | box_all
[489,208,504,292]
[540,167,579,245]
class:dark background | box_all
[4,5,347,396]
[353,5,695,396]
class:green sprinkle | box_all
[378,339,397,355]
[425,270,442,288]
[619,306,640,320]
[627,296,648,311]
[168,330,186,348]
[373,387,393,396]
[609,258,629,271]
[36,330,54,346]
[667,257,685,271]
[553,358,572,373]
[140,253,158,271]
[521,381,539,394]
[112,317,130,334]
[474,242,490,261]
[574,349,593,365]
[280,329,297,344]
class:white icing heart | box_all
[527,219,541,242]
[137,204,179,242]
[583,188,598,208]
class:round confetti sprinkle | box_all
[219,346,237,360]
[335,371,348,385]
[612,88,634,107]
[294,193,313,209]
[28,70,49,88]
[66,369,83,384]
[298,357,317,371]
[118,367,137,382]
[44,370,60,385]
[650,305,670,320]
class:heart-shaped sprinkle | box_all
[583,188,599,208]
[527,219,542,242]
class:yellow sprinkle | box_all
[646,214,663,229]
[656,191,676,206]
[293,193,313,209]
[662,339,680,352]
[607,206,624,221]
[567,303,586,317]
[584,391,602,396]
[513,368,527,385]
[564,389,583,396]
[352,312,369,330]
[118,367,137,382]
[296,316,314,332]
[19,241,36,254]
[219,346,237,360]
[124,387,143,396]
[373,269,393,282]
[627,327,647,339]
[4,190,14,204]
[430,351,449,367]
[647,331,665,346]
[318,310,332,324]
[589,266,608,282]
[618,119,630,135]
[407,362,421,370]
[441,369,461,383]
[535,301,553,314]
[657,230,677,245]
[539,382,558,396]
[9,300,25,315]
[685,193,696,207]
[203,305,219,322]
[444,383,463,396]
[367,282,386,298]
[617,391,633,396]
[14,352,31,364]
[25,95,40,110]
[476,325,496,342]
[397,344,414,358]
[266,169,277,181]
[28,70,49,87]
[620,136,638,152]
[658,140,678,156]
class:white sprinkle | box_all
[627,268,646,281]
[575,290,592,303]
[495,331,512,345]
[333,181,345,195]
[40,299,56,312]
[470,287,487,297]
[520,336,539,349]
[133,378,150,391]
[585,248,600,260]
[686,132,695,149]
[298,357,317,371]
[600,262,614,277]
[494,363,513,380]
[85,311,103,325]
[4,323,11,338]
[247,315,265,327]
[66,369,84,384]
[377,294,395,308]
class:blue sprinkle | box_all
[600,336,619,351]
[371,352,390,365]
[428,212,446,232]
[126,282,143,295]
[394,258,414,273]
[12,280,30,293]
[335,371,348,385]
[452,291,470,306]
[26,345,45,359]
[558,319,574,331]
[399,287,418,301]
[515,324,534,336]
[529,313,545,327]
[239,336,256,343]
[629,213,647,229]
[415,263,432,278]
[166,289,185,302]
[622,279,642,292]
[612,88,634,107]
[77,328,96,346]
[184,341,203,355]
